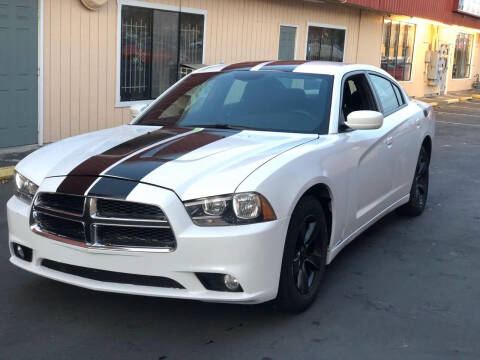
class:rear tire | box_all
[275,196,328,313]
[396,145,430,217]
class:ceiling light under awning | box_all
[80,0,108,11]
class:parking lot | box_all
[1,102,479,360]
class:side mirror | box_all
[346,111,384,130]
[129,103,149,119]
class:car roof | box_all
[193,60,393,79]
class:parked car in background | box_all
[7,61,434,312]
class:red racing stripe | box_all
[221,61,268,71]
[103,129,239,182]
[56,127,190,195]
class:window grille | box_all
[381,20,416,81]
[120,6,204,102]
[453,32,474,79]
[306,26,345,62]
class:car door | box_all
[368,73,421,202]
[339,72,397,237]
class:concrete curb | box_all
[424,94,479,107]
[440,98,460,105]
[0,166,15,181]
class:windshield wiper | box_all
[186,124,257,130]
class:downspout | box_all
[176,0,182,81]
[356,8,362,63]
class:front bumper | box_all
[7,179,289,304]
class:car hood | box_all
[17,125,317,200]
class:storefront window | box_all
[306,25,345,62]
[381,20,416,81]
[452,32,474,79]
[120,5,205,103]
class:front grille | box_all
[35,193,84,216]
[31,192,176,250]
[95,225,176,249]
[41,259,184,289]
[33,212,85,243]
[95,198,167,221]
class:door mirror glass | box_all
[346,110,384,130]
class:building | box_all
[1,0,480,147]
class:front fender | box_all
[236,136,349,254]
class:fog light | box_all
[196,272,243,292]
[12,243,33,262]
[224,274,240,291]
[16,245,25,259]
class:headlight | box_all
[14,171,38,203]
[184,192,276,226]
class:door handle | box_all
[385,136,393,146]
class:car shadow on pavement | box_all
[4,207,446,359]
[11,211,404,321]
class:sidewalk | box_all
[415,89,480,106]
[0,144,39,181]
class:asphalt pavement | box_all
[1,104,479,360]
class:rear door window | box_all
[392,83,405,106]
[369,74,400,115]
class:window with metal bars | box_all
[120,5,205,103]
[381,20,416,81]
[452,32,474,79]
[306,25,345,62]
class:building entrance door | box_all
[0,0,38,148]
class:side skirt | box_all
[326,194,410,264]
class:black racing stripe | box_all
[86,177,139,199]
[221,61,267,71]
[56,176,98,196]
[259,60,308,72]
[105,129,239,181]
[56,127,190,195]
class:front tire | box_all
[275,196,328,313]
[396,145,430,217]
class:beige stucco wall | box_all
[356,9,383,66]
[42,0,384,143]
[389,15,480,97]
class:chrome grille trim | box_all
[92,224,177,251]
[34,193,85,217]
[30,192,176,252]
[89,198,169,224]
[31,209,86,244]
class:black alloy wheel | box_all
[276,195,328,313]
[293,214,323,295]
[414,146,429,209]
[397,144,430,216]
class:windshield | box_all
[135,70,334,134]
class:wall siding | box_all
[43,0,382,143]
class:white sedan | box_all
[7,61,434,312]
